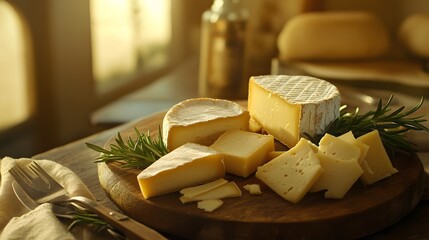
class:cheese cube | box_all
[256,138,323,204]
[210,130,275,177]
[319,133,361,162]
[197,199,223,212]
[162,98,250,151]
[338,131,369,165]
[180,182,242,203]
[357,130,398,185]
[310,153,363,199]
[137,143,225,199]
[248,75,340,148]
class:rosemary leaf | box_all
[86,126,168,169]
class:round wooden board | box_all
[98,111,425,240]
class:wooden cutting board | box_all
[98,110,425,240]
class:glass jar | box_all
[198,0,249,100]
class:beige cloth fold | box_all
[0,157,95,240]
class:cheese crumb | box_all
[197,199,223,212]
[243,184,262,195]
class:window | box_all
[0,1,31,131]
[90,0,172,94]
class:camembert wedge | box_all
[137,143,225,199]
[248,75,340,148]
[162,98,250,151]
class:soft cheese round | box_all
[162,98,250,151]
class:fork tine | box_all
[14,164,33,182]
[29,161,64,190]
[9,167,40,197]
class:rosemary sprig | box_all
[315,94,429,153]
[86,126,169,169]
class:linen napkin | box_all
[0,157,95,240]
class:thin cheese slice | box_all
[310,152,363,199]
[210,130,275,177]
[319,133,361,162]
[180,182,242,204]
[162,98,250,151]
[137,143,225,199]
[180,178,228,198]
[357,130,398,185]
[256,138,323,204]
[248,75,340,148]
[197,199,223,212]
[338,131,369,165]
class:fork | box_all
[9,161,168,240]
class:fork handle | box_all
[69,196,167,240]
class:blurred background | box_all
[1,0,429,158]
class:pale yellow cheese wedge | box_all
[310,152,363,199]
[338,131,369,165]
[180,182,242,203]
[137,143,225,199]
[256,138,323,204]
[197,199,223,212]
[357,130,398,185]
[319,133,361,162]
[210,130,275,177]
[243,184,262,195]
[180,178,228,199]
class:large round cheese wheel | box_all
[398,13,429,58]
[277,11,390,61]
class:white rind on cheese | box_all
[248,75,340,148]
[137,143,225,199]
[162,98,250,151]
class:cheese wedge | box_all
[318,133,361,162]
[256,138,323,204]
[357,130,398,185]
[210,130,275,177]
[197,199,223,212]
[162,98,250,151]
[310,152,363,199]
[137,143,225,199]
[248,75,340,148]
[180,182,242,203]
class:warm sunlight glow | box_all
[0,2,30,130]
[90,0,171,88]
